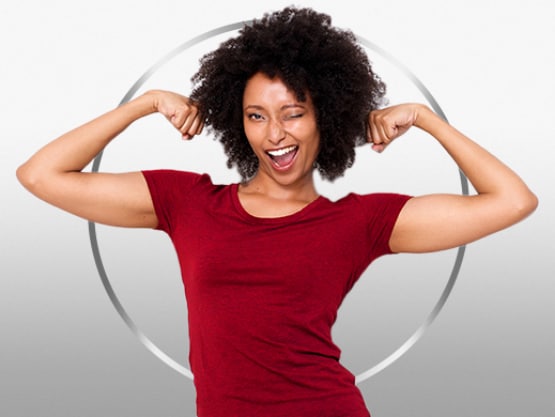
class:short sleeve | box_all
[141,169,206,234]
[355,193,412,258]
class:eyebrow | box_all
[243,103,306,111]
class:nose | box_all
[267,118,286,145]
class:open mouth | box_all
[266,145,298,169]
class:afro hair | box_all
[190,6,386,181]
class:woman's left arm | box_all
[368,103,538,253]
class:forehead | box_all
[243,72,312,107]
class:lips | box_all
[266,145,298,169]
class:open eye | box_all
[247,113,264,121]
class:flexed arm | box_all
[368,103,538,253]
[16,90,204,228]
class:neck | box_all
[240,171,319,203]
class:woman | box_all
[16,7,537,417]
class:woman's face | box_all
[242,72,320,188]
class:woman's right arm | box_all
[16,90,204,228]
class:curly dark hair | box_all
[190,6,386,181]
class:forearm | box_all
[18,93,156,182]
[16,89,203,227]
[381,103,537,253]
[415,105,537,212]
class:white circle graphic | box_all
[89,21,468,384]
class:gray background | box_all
[2,0,554,416]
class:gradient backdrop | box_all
[2,1,554,416]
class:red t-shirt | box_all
[142,170,411,417]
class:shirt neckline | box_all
[230,183,327,224]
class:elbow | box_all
[16,161,43,193]
[16,162,32,189]
[525,191,539,215]
[512,189,538,222]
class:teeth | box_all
[267,145,297,157]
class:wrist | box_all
[414,104,445,133]
[126,91,160,118]
[140,90,163,114]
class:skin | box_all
[16,72,537,253]
[239,72,321,218]
[370,104,538,252]
[16,90,202,228]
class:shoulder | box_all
[336,192,412,211]
[313,192,412,228]
[142,169,207,183]
[141,169,217,192]
[140,170,229,213]
[140,170,234,232]
[331,192,413,233]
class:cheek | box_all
[304,121,320,149]
[293,120,318,143]
[308,130,321,153]
[242,121,256,141]
[243,126,264,155]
